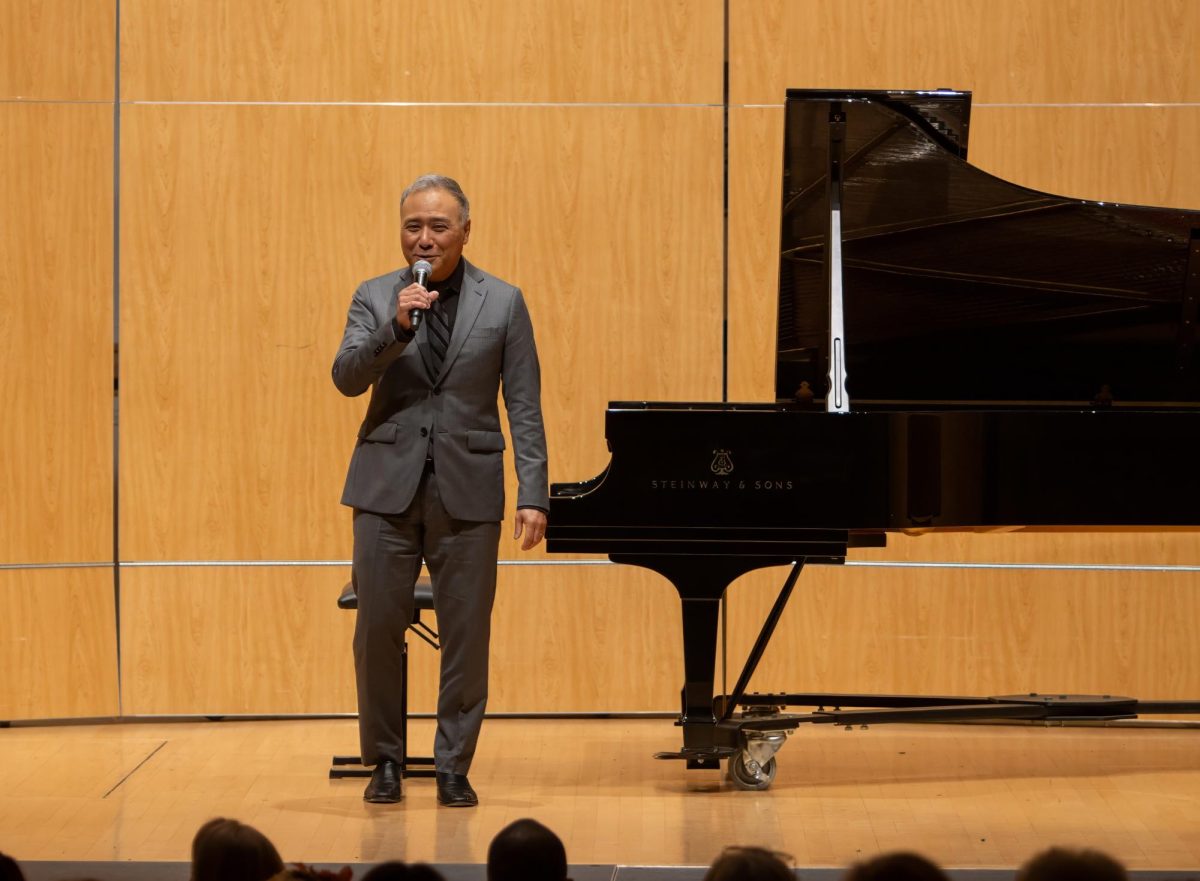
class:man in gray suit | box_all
[332,174,548,807]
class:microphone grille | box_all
[413,259,433,278]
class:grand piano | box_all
[546,89,1200,790]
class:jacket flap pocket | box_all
[466,430,506,452]
[360,422,399,443]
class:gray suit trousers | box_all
[352,466,501,773]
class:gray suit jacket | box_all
[332,259,548,521]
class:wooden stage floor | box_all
[2,717,1200,873]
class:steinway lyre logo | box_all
[710,449,734,476]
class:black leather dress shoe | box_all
[364,760,402,803]
[435,772,478,807]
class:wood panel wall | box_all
[725,564,1200,702]
[4,0,1200,719]
[119,0,720,104]
[118,103,723,563]
[0,0,115,101]
[115,0,724,714]
[118,564,682,715]
[0,5,117,721]
[0,569,119,720]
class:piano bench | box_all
[336,575,435,621]
[330,573,439,781]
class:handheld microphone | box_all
[409,259,433,330]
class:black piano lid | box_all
[776,89,1200,408]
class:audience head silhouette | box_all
[1017,847,1128,881]
[843,852,950,881]
[0,853,25,881]
[7,816,1139,881]
[487,818,569,881]
[704,846,795,881]
[190,817,284,881]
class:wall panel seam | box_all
[0,563,115,570]
[848,560,1200,574]
[121,100,725,108]
[112,0,123,719]
[109,559,1200,574]
[0,99,113,105]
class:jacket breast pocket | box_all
[463,326,505,354]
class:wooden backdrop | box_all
[0,0,118,721]
[3,0,1199,720]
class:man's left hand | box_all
[514,508,548,551]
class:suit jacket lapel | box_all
[435,260,486,384]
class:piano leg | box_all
[679,596,721,756]
[611,553,800,765]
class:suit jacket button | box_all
[433,387,441,395]
[420,427,429,437]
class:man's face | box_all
[400,188,471,282]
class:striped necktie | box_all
[427,297,451,378]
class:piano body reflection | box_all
[547,89,1200,790]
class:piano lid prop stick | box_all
[827,103,850,413]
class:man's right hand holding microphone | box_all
[396,259,435,332]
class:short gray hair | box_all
[401,174,470,224]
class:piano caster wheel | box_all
[726,753,777,791]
